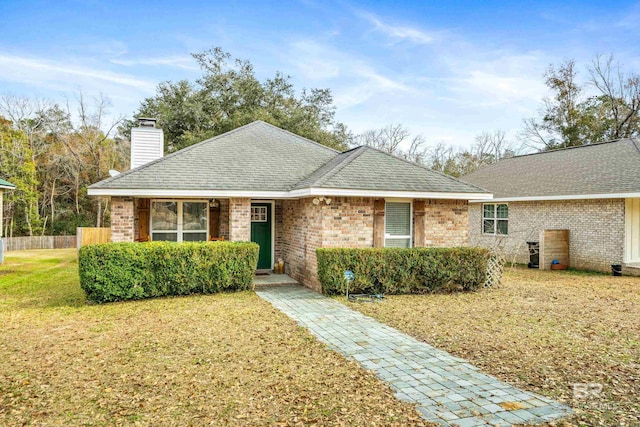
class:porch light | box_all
[313,197,332,206]
[209,199,219,208]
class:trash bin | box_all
[527,241,539,268]
[611,264,622,276]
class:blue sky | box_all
[1,0,639,148]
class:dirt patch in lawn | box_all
[0,250,428,426]
[344,267,640,426]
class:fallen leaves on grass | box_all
[0,250,430,426]
[346,267,640,427]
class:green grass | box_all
[0,249,85,309]
[0,249,427,427]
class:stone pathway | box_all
[256,285,572,426]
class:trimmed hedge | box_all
[79,241,259,303]
[316,247,491,295]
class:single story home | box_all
[461,138,640,274]
[88,119,491,290]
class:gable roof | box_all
[294,146,487,194]
[89,121,490,199]
[0,178,15,190]
[462,138,640,201]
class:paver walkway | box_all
[256,285,573,426]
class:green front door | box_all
[250,203,272,270]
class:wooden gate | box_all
[77,227,112,248]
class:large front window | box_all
[151,200,208,242]
[385,201,412,248]
[483,203,508,235]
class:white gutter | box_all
[469,192,640,203]
[288,187,493,200]
[88,187,493,201]
[87,188,292,198]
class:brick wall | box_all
[281,198,324,291]
[281,197,468,291]
[469,199,625,272]
[110,196,135,242]
[321,197,375,248]
[280,197,375,291]
[229,198,250,241]
[420,199,469,247]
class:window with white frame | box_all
[251,206,267,222]
[385,201,412,248]
[150,200,208,242]
[483,203,508,235]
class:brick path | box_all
[256,285,572,426]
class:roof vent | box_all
[130,118,163,169]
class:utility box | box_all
[526,241,539,268]
[539,229,569,270]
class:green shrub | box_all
[316,247,491,295]
[79,241,259,303]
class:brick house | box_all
[461,139,640,274]
[89,120,490,290]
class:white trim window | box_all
[150,200,208,242]
[385,201,412,248]
[483,203,508,235]
[251,206,268,222]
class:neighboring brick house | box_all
[461,139,640,274]
[89,120,490,291]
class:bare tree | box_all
[355,123,429,164]
[520,55,640,151]
[589,54,640,140]
[428,130,515,177]
[473,130,515,162]
[0,94,52,160]
[60,92,124,227]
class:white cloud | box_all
[0,53,159,124]
[286,40,411,109]
[0,54,155,92]
[438,51,550,112]
[360,12,434,45]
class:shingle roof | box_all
[91,121,337,192]
[461,138,640,199]
[90,120,487,196]
[0,178,15,189]
[295,146,487,193]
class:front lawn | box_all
[0,249,427,426]
[345,267,640,426]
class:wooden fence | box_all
[76,227,111,248]
[1,235,77,251]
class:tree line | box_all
[0,94,127,237]
[1,49,639,236]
